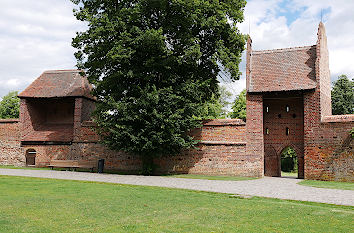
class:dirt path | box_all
[1,168,353,206]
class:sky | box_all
[0,0,353,99]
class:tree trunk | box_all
[141,154,154,175]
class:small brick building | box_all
[0,22,353,181]
[246,22,353,181]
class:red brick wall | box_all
[193,119,246,142]
[21,145,72,167]
[0,119,24,166]
[44,99,74,124]
[73,120,142,173]
[154,119,250,176]
[301,23,353,182]
[316,22,332,118]
[71,142,142,173]
[16,119,248,175]
[74,119,249,176]
[73,98,83,142]
[263,95,304,178]
[81,98,95,122]
[63,119,249,176]
[245,94,264,177]
[20,99,45,139]
[74,121,100,142]
[73,97,96,142]
[20,98,75,141]
[304,115,354,181]
[155,143,250,176]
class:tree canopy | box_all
[280,147,297,173]
[331,75,354,115]
[72,0,246,173]
[229,89,246,121]
[199,86,232,119]
[0,91,20,119]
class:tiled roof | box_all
[248,45,317,92]
[22,124,73,142]
[19,70,95,100]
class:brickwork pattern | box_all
[304,120,353,181]
[0,120,24,166]
[1,116,253,176]
[155,143,254,176]
[302,23,353,181]
[20,98,75,142]
[315,22,332,118]
[154,120,253,176]
[245,93,264,177]
[263,96,304,177]
[21,145,72,167]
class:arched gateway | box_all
[245,22,335,179]
[262,96,305,178]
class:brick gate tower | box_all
[246,22,353,180]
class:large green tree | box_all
[331,75,354,115]
[0,91,20,119]
[199,86,232,119]
[72,0,246,173]
[229,89,246,121]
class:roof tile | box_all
[19,70,95,100]
[249,45,317,92]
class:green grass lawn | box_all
[299,180,354,190]
[0,165,50,170]
[0,176,353,232]
[281,171,298,177]
[166,174,256,181]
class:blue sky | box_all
[0,0,353,99]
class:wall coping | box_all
[322,114,354,123]
[200,141,246,146]
[82,119,247,127]
[0,119,19,123]
[203,119,246,126]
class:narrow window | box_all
[286,127,290,135]
[266,106,269,113]
[286,105,290,112]
[265,128,269,135]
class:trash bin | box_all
[98,159,105,173]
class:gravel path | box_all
[1,168,353,206]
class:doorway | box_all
[280,147,298,178]
[25,149,36,166]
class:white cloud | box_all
[0,0,86,97]
[0,0,353,101]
